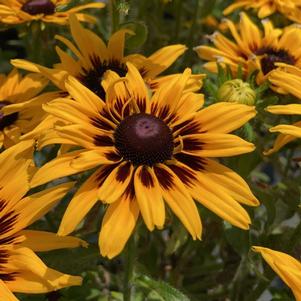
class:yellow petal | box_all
[182,133,255,157]
[266,104,301,115]
[99,197,139,259]
[154,164,202,239]
[31,150,85,187]
[6,247,82,293]
[19,230,87,252]
[204,159,259,206]
[97,162,134,204]
[58,169,101,236]
[252,246,301,299]
[12,182,74,234]
[0,280,18,301]
[143,44,187,78]
[193,172,251,229]
[195,102,256,133]
[134,166,165,231]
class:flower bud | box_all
[217,79,256,105]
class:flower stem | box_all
[123,235,135,301]
[109,0,119,34]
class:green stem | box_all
[173,0,182,41]
[187,0,200,48]
[123,235,136,301]
[109,0,120,34]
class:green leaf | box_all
[136,274,191,301]
[121,21,148,49]
[165,223,188,255]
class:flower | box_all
[265,64,301,154]
[194,13,301,85]
[12,14,204,99]
[217,79,256,105]
[30,64,258,259]
[0,0,105,25]
[0,140,87,300]
[252,246,301,300]
[224,0,301,23]
[0,68,58,148]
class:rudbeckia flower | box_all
[12,14,204,100]
[224,0,301,23]
[30,64,258,259]
[0,68,59,148]
[194,13,301,85]
[253,246,301,300]
[0,0,105,25]
[265,64,301,154]
[0,140,86,300]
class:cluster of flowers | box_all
[0,0,301,299]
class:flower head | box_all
[0,140,86,299]
[217,79,256,105]
[0,0,105,25]
[253,246,301,300]
[12,14,204,98]
[224,0,301,23]
[264,64,301,154]
[0,69,56,148]
[30,65,258,259]
[194,13,301,85]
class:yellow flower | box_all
[0,140,86,300]
[194,13,301,85]
[217,79,256,105]
[12,14,204,99]
[265,64,301,154]
[224,0,301,23]
[0,0,105,25]
[253,246,301,301]
[30,65,258,259]
[0,68,59,148]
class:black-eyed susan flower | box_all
[0,68,60,148]
[0,0,105,25]
[253,246,301,300]
[30,64,258,259]
[0,140,86,299]
[224,0,301,23]
[12,14,204,100]
[265,64,301,154]
[194,13,301,85]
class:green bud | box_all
[217,79,256,105]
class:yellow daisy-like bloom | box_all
[0,68,59,148]
[194,13,301,84]
[12,14,204,100]
[30,64,258,259]
[253,246,301,301]
[265,64,301,154]
[0,0,105,25]
[224,0,301,23]
[0,140,87,300]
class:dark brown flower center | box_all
[114,113,174,166]
[78,56,128,100]
[255,47,295,75]
[0,102,19,130]
[21,0,55,15]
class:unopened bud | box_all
[217,79,256,105]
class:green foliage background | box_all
[1,0,301,300]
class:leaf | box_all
[136,274,191,301]
[121,21,148,49]
[165,223,188,255]
[40,244,100,275]
[224,224,250,254]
